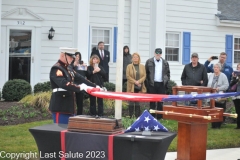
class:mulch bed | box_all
[0,101,51,126]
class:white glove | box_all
[102,87,107,92]
[96,85,101,89]
[80,83,94,92]
[79,83,87,91]
[96,85,107,91]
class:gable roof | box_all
[216,0,240,21]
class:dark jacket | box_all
[145,57,170,87]
[123,53,132,80]
[49,60,80,114]
[87,65,107,87]
[181,62,208,86]
[204,60,233,83]
[91,49,110,73]
[68,63,96,87]
[230,76,240,92]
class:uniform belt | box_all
[53,88,67,92]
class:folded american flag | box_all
[125,110,168,133]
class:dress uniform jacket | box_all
[49,60,95,114]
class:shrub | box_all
[103,82,115,91]
[34,81,51,93]
[2,79,32,101]
[103,99,129,116]
[166,80,177,95]
[19,94,35,105]
[31,92,51,112]
[20,92,51,112]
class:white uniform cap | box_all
[59,47,77,54]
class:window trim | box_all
[165,32,182,64]
[234,36,240,64]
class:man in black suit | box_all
[91,41,110,82]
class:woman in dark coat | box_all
[123,46,132,85]
[87,54,106,117]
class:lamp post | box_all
[48,27,55,40]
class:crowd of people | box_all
[48,41,240,130]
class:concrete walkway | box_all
[165,147,240,160]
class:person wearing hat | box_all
[181,53,208,106]
[49,47,98,124]
[181,53,208,86]
[145,48,170,119]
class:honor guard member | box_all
[49,47,98,124]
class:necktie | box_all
[101,50,104,60]
[156,59,160,62]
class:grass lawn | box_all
[0,120,52,154]
[0,119,239,159]
[162,119,240,151]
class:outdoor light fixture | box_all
[48,26,55,40]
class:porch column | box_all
[130,0,139,52]
[149,0,166,57]
[74,0,90,63]
[114,0,125,119]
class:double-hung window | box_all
[234,37,240,63]
[91,28,110,52]
[165,32,180,62]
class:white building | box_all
[0,0,239,90]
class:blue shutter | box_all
[225,35,233,66]
[113,27,118,62]
[182,32,191,64]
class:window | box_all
[9,29,32,83]
[91,28,110,52]
[165,33,180,61]
[234,37,240,63]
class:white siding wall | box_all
[89,0,131,83]
[2,0,75,83]
[124,0,131,46]
[138,0,150,63]
[167,0,222,85]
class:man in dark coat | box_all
[181,53,208,86]
[181,53,208,106]
[91,41,110,82]
[145,48,170,119]
[49,47,97,124]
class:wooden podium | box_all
[151,86,237,160]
